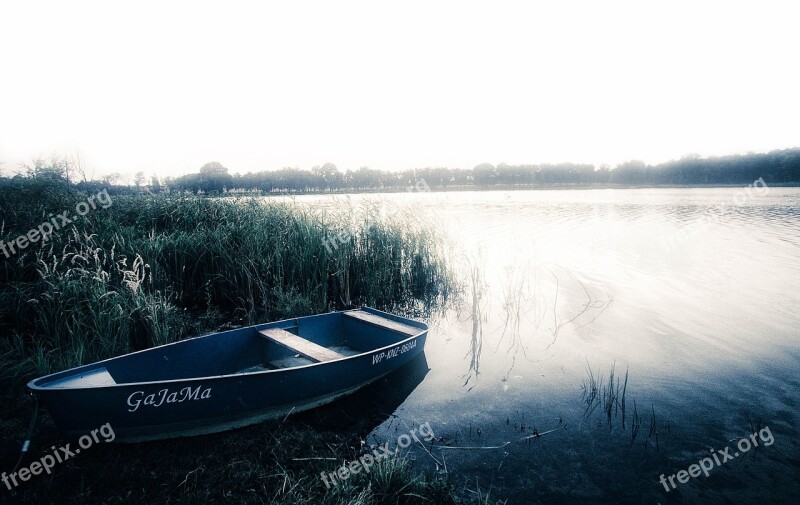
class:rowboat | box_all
[28,307,428,442]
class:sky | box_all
[1,0,799,180]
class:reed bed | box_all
[580,361,664,449]
[0,190,455,381]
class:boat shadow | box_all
[295,352,430,435]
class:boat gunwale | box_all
[27,308,427,392]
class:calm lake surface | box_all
[292,188,800,504]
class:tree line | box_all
[2,149,799,194]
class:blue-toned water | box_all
[295,187,800,504]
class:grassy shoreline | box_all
[0,185,454,377]
[0,183,478,504]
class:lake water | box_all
[293,188,800,504]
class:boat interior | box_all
[32,309,425,389]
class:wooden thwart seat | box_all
[259,328,345,363]
[343,310,420,335]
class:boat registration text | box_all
[372,339,417,365]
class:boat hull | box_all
[28,308,427,442]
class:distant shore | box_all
[240,181,800,197]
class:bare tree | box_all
[67,149,92,182]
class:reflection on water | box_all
[295,188,800,503]
[469,259,614,384]
[462,262,486,390]
[300,353,430,435]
